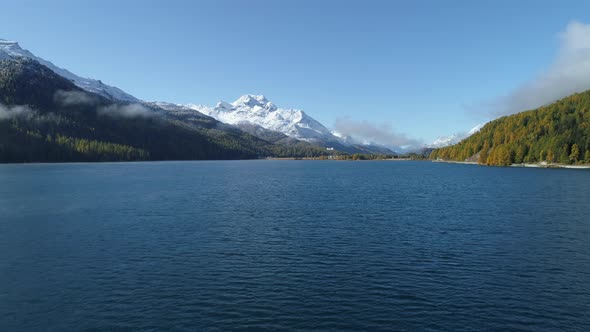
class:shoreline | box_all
[264,157,415,161]
[432,160,478,165]
[0,158,421,165]
[433,159,590,169]
[511,163,590,169]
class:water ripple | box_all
[1,161,590,331]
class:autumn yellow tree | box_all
[570,143,580,163]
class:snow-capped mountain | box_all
[0,39,138,102]
[429,123,485,148]
[186,95,341,144]
[429,134,462,148]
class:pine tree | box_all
[546,150,555,163]
[570,143,580,163]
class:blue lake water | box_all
[1,160,590,331]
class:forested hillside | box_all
[0,58,328,163]
[430,91,590,166]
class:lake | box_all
[1,160,589,331]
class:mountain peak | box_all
[0,39,28,60]
[186,95,339,144]
[232,94,271,108]
[0,39,19,46]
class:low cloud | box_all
[98,103,154,118]
[54,90,99,106]
[333,117,422,149]
[480,21,590,116]
[54,90,155,119]
[0,103,35,120]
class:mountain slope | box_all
[430,91,590,166]
[0,39,138,102]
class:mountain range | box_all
[1,39,422,157]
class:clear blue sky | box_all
[1,0,589,142]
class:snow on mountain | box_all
[429,134,461,148]
[0,39,138,102]
[186,95,340,143]
[429,123,485,148]
[331,130,354,144]
[148,101,211,118]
